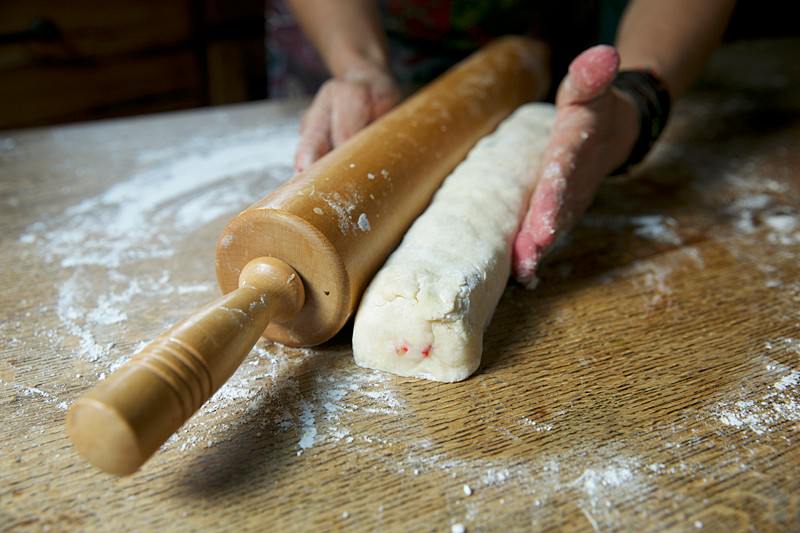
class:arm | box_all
[512,0,736,285]
[287,0,388,79]
[288,0,400,171]
[617,0,736,99]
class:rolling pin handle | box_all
[66,257,304,476]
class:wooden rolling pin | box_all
[66,36,548,475]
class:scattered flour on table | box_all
[578,211,699,306]
[712,395,799,435]
[706,153,800,249]
[298,401,318,449]
[579,213,682,246]
[518,417,554,432]
[629,215,682,246]
[22,124,298,268]
[10,112,405,461]
[163,341,404,454]
[396,444,649,531]
[54,269,205,365]
[727,195,800,246]
[6,95,799,532]
[597,247,704,306]
[709,338,800,435]
[574,460,637,501]
[14,119,299,409]
[774,371,800,391]
[581,136,799,306]
[0,379,68,411]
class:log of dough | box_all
[352,103,555,382]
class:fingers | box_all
[512,157,569,287]
[370,80,402,118]
[513,98,593,285]
[294,78,399,172]
[513,45,629,285]
[330,82,371,147]
[295,80,371,172]
[295,83,334,172]
[513,111,610,284]
[557,45,620,106]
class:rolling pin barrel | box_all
[67,36,549,475]
[216,36,549,346]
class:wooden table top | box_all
[1,39,799,532]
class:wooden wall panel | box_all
[0,0,266,130]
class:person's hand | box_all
[512,45,641,287]
[294,67,401,172]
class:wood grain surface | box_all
[1,39,799,532]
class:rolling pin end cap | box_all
[67,398,144,476]
[239,257,305,322]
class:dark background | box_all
[0,0,795,131]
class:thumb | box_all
[557,45,620,106]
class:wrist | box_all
[610,69,672,174]
[327,43,391,81]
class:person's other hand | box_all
[512,45,640,287]
[294,67,401,172]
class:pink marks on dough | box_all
[395,342,432,358]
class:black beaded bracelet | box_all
[611,69,672,175]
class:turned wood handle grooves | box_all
[132,337,215,418]
[66,257,304,476]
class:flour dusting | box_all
[10,116,298,417]
[8,107,411,463]
[774,371,799,391]
[4,71,800,532]
[579,213,682,246]
[710,339,800,435]
[357,212,371,232]
[22,125,296,268]
[27,124,293,338]
[629,215,682,246]
[318,190,363,235]
[298,401,318,449]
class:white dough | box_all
[352,103,555,382]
